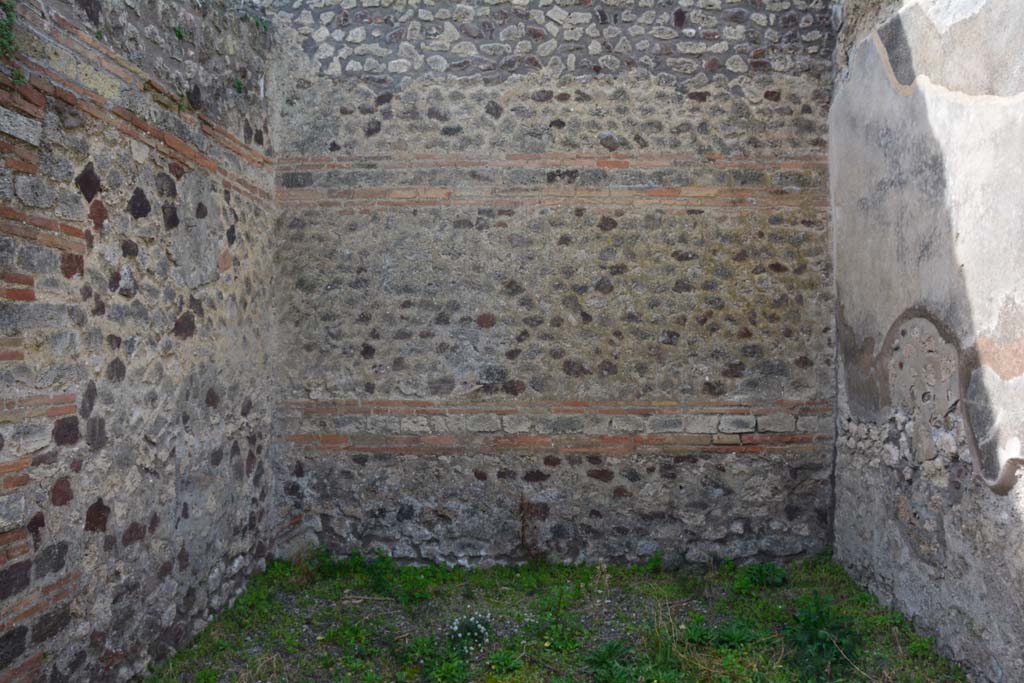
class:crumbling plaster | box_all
[831,0,1024,679]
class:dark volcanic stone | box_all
[187,83,203,110]
[88,199,107,231]
[52,417,79,446]
[85,498,110,532]
[162,205,180,230]
[154,173,177,198]
[60,253,84,279]
[0,560,31,600]
[106,358,125,382]
[31,606,71,644]
[75,162,101,202]
[80,382,97,417]
[173,312,196,339]
[0,625,27,665]
[127,188,151,218]
[34,542,68,579]
[562,359,590,377]
[86,417,106,450]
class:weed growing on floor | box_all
[447,613,491,656]
[732,562,788,594]
[148,549,967,683]
[784,592,857,681]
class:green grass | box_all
[0,0,15,59]
[147,549,966,683]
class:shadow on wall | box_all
[835,5,1024,496]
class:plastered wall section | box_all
[830,1,1024,680]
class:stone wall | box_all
[830,0,1024,680]
[269,0,838,564]
[0,1,278,680]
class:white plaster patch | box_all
[999,435,1021,468]
[917,0,988,33]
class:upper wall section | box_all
[271,0,834,156]
[47,0,274,140]
[269,0,837,405]
[277,0,830,85]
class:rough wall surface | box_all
[830,0,1024,680]
[270,0,838,565]
[0,1,278,680]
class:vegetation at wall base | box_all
[148,549,965,683]
[0,0,16,59]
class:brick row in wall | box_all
[276,152,829,172]
[277,399,832,455]
[278,183,826,210]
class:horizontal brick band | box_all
[0,205,87,255]
[0,651,44,683]
[0,394,77,423]
[7,59,273,208]
[280,398,831,417]
[277,184,828,210]
[0,570,81,633]
[0,528,30,568]
[0,335,24,363]
[277,399,832,456]
[279,431,831,455]
[276,152,829,173]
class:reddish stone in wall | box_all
[122,521,146,546]
[88,199,107,232]
[85,498,110,533]
[50,477,73,506]
[173,312,196,339]
[60,253,84,279]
